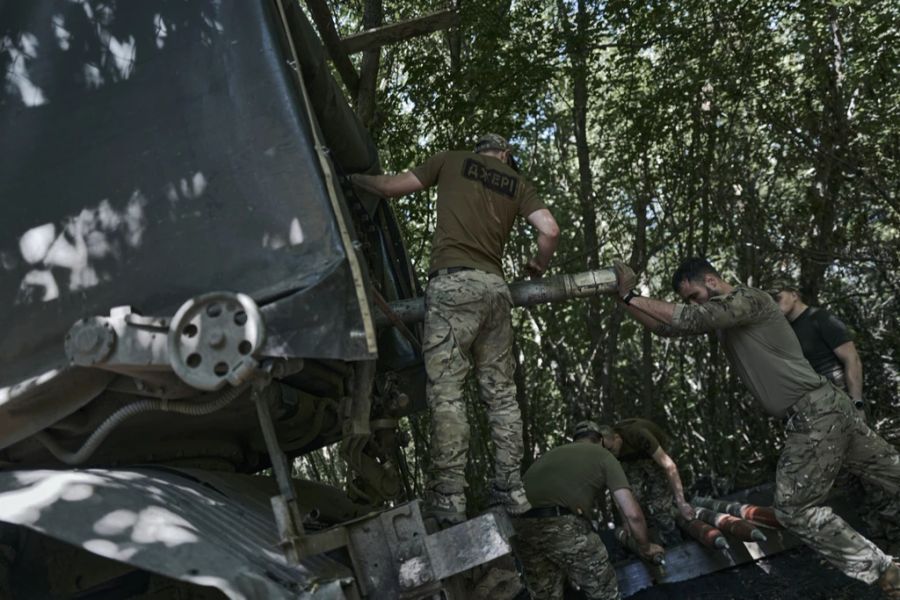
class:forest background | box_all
[299,0,900,511]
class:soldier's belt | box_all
[428,266,476,280]
[519,505,574,519]
[781,382,836,425]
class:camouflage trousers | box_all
[828,378,900,556]
[621,460,680,546]
[423,270,524,515]
[775,384,900,584]
[514,515,620,600]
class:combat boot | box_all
[488,481,532,517]
[879,561,900,599]
[424,482,467,529]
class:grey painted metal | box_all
[375,267,618,327]
[0,468,354,599]
[64,293,265,393]
[616,528,802,598]
[253,385,308,564]
[168,292,265,391]
[424,510,513,580]
[345,501,512,598]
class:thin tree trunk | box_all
[357,0,383,129]
[800,7,849,304]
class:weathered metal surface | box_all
[616,528,802,598]
[0,468,355,599]
[616,484,866,597]
[375,268,618,327]
[424,510,513,580]
[346,501,439,598]
[345,502,512,598]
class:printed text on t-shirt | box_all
[461,158,518,198]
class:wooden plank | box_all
[341,9,459,54]
[305,0,360,93]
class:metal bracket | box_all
[345,501,513,598]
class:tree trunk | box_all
[356,0,383,129]
[558,0,608,416]
[799,7,849,304]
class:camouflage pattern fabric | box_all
[514,515,620,600]
[775,384,900,584]
[827,373,900,556]
[423,269,526,517]
[621,459,681,546]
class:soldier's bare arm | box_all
[613,488,665,559]
[833,341,864,404]
[525,208,560,277]
[651,447,694,520]
[351,172,425,198]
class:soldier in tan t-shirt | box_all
[351,134,560,526]
[610,256,900,597]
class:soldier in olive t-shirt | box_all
[612,418,669,462]
[524,437,631,516]
[515,421,662,600]
[598,418,690,545]
[350,135,561,526]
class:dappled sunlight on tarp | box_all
[93,506,200,547]
[1,1,228,107]
[0,468,352,599]
[0,470,107,524]
[12,193,148,305]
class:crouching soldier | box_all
[513,421,664,600]
[598,418,693,546]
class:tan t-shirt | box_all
[523,442,630,515]
[411,151,546,276]
[670,285,827,417]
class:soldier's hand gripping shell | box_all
[639,542,666,564]
[677,501,696,521]
[613,259,637,298]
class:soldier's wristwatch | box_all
[623,290,640,305]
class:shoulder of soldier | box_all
[597,446,621,465]
[712,285,773,308]
[812,305,852,333]
[434,150,468,164]
[809,306,841,324]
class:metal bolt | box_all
[208,331,226,349]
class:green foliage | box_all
[321,0,900,506]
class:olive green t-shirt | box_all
[411,151,546,277]
[614,418,669,462]
[523,442,630,515]
[670,285,828,417]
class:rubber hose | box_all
[34,383,251,465]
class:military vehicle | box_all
[0,2,616,598]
